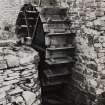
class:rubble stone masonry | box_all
[0,0,41,105]
[61,0,105,105]
[0,0,21,28]
[0,45,41,105]
[1,0,105,105]
[0,0,30,34]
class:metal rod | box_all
[31,13,40,40]
[31,0,42,40]
[23,8,30,37]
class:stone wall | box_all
[0,0,21,27]
[0,0,33,39]
[0,1,41,105]
[61,0,105,105]
[0,45,41,105]
[0,0,21,42]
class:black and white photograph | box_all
[0,0,104,105]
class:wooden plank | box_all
[46,46,74,51]
[45,57,74,65]
[47,19,71,24]
[40,7,67,16]
[46,32,72,36]
[43,68,69,78]
[41,79,64,86]
[45,36,74,49]
[26,11,38,13]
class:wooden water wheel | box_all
[15,3,45,51]
[15,3,75,105]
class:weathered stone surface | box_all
[22,91,41,105]
[65,0,105,104]
[0,60,7,69]
[97,53,105,58]
[6,55,20,68]
[86,62,97,71]
[0,42,40,105]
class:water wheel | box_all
[15,3,45,51]
[15,3,75,105]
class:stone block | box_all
[98,64,104,71]
[94,36,100,43]
[85,69,98,78]
[0,60,7,69]
[98,57,105,63]
[7,72,20,77]
[22,91,41,105]
[4,69,13,75]
[99,26,105,31]
[86,21,94,28]
[72,78,86,91]
[8,86,23,96]
[11,67,22,71]
[96,10,104,17]
[98,49,105,53]
[99,36,105,43]
[98,52,105,58]
[74,64,85,73]
[94,43,102,48]
[19,53,35,66]
[96,88,104,95]
[3,79,19,86]
[10,96,25,105]
[88,79,98,88]
[5,55,20,68]
[100,70,105,79]
[88,86,96,95]
[0,56,3,61]
[0,91,6,105]
[4,76,20,81]
[102,43,105,47]
[72,70,85,83]
[86,11,96,21]
[86,62,97,71]
[93,71,98,78]
[21,70,33,76]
